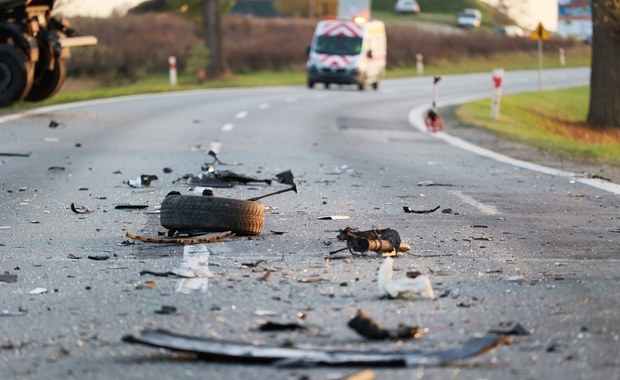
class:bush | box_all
[66,13,577,80]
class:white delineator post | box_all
[491,69,504,121]
[559,47,566,66]
[416,53,424,75]
[168,56,178,88]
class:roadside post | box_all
[432,75,441,108]
[168,56,178,89]
[559,47,566,66]
[416,53,424,75]
[530,22,550,91]
[491,69,504,120]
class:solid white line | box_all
[408,102,620,195]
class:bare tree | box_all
[588,0,620,128]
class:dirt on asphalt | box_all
[444,106,620,185]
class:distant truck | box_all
[306,17,386,90]
[0,0,97,107]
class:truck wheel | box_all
[357,83,365,91]
[307,80,315,89]
[0,45,34,107]
[160,194,265,236]
[372,82,379,90]
[26,58,66,102]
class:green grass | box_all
[455,87,620,164]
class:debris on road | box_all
[0,273,17,283]
[160,194,265,236]
[275,170,295,186]
[115,204,149,210]
[126,174,158,188]
[257,321,306,332]
[331,227,408,256]
[0,152,30,157]
[70,203,93,214]
[347,310,420,341]
[403,206,441,214]
[154,305,177,315]
[126,231,234,245]
[246,183,298,201]
[378,258,435,300]
[488,322,530,336]
[319,215,350,220]
[28,287,48,295]
[87,255,110,261]
[122,328,508,367]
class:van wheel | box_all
[372,82,379,90]
[160,194,265,236]
[324,83,330,89]
[0,45,34,107]
[26,58,66,102]
[357,83,365,91]
[307,80,315,89]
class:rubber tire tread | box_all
[26,58,66,102]
[160,195,264,235]
[0,45,34,107]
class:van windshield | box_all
[315,35,362,56]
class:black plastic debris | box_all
[49,120,61,128]
[87,255,110,261]
[155,305,177,315]
[115,204,149,210]
[48,166,65,171]
[403,206,440,214]
[0,152,30,157]
[258,321,306,332]
[70,203,93,214]
[163,167,173,174]
[332,227,402,255]
[347,310,420,341]
[122,329,507,367]
[140,270,179,278]
[275,170,295,186]
[0,273,17,283]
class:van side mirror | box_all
[367,50,373,58]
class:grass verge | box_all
[455,86,620,165]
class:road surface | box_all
[1,68,618,379]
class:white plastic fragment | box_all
[378,258,435,300]
[29,287,48,295]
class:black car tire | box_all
[160,194,265,236]
[26,58,66,102]
[0,45,34,107]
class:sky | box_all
[56,0,559,31]
[55,0,148,17]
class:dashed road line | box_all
[451,191,500,215]
[236,111,248,119]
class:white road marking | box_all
[408,102,620,195]
[258,103,270,110]
[236,111,248,119]
[221,123,235,132]
[451,191,500,215]
[174,244,213,294]
[285,97,298,103]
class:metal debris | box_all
[122,329,508,367]
[331,227,405,255]
[275,170,295,186]
[489,322,530,336]
[247,184,298,201]
[115,204,149,210]
[319,215,351,220]
[155,305,177,315]
[403,206,440,214]
[0,152,30,157]
[70,203,93,214]
[0,273,17,283]
[347,310,420,341]
[29,287,48,295]
[257,321,306,332]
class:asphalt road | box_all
[1,68,619,380]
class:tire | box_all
[372,82,379,90]
[307,80,315,89]
[160,195,265,236]
[357,82,365,91]
[0,45,34,107]
[26,58,66,102]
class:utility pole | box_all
[203,0,227,78]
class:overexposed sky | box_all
[55,0,148,17]
[55,0,559,30]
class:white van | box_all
[306,18,386,90]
